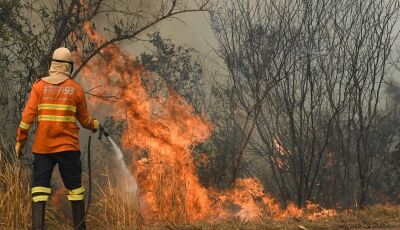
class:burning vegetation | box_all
[77,22,337,225]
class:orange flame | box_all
[78,22,336,224]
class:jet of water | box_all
[107,136,138,195]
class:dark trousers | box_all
[32,151,82,191]
[31,151,86,230]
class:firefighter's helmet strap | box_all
[52,59,74,75]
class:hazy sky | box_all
[124,9,219,65]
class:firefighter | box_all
[15,47,99,230]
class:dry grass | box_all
[1,142,400,230]
[88,165,142,229]
[168,205,400,230]
[0,139,144,230]
[0,144,31,229]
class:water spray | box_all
[99,124,138,194]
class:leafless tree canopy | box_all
[211,0,400,208]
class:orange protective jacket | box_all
[16,78,95,154]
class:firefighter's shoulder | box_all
[67,78,85,91]
[32,78,44,88]
[33,79,42,85]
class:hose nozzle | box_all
[98,124,109,140]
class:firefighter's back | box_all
[31,79,87,154]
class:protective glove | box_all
[15,141,26,158]
[92,118,100,133]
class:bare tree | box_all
[211,0,400,208]
[211,0,293,185]
[340,0,400,208]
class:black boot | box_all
[32,201,45,230]
[71,200,86,230]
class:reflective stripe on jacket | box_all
[16,79,95,153]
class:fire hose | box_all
[76,124,109,230]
